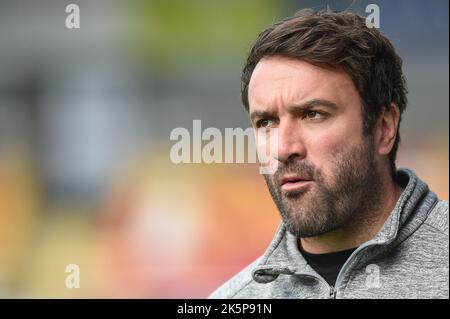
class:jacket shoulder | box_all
[208,257,261,299]
[424,199,449,236]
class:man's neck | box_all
[299,176,404,254]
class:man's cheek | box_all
[312,152,342,188]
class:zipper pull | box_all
[329,286,337,299]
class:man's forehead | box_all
[248,56,354,111]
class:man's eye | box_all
[256,119,273,128]
[305,110,326,120]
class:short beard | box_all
[264,137,383,238]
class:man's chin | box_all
[285,221,341,238]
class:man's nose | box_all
[276,120,307,163]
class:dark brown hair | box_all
[241,9,408,178]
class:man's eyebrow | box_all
[288,99,339,113]
[250,110,277,122]
[249,99,338,122]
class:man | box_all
[209,9,448,299]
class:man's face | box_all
[248,57,383,238]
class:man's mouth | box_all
[280,174,314,192]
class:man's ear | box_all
[376,102,400,156]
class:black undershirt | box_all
[299,245,357,286]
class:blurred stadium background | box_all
[0,0,448,298]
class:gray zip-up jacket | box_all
[209,169,449,299]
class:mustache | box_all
[273,159,317,181]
